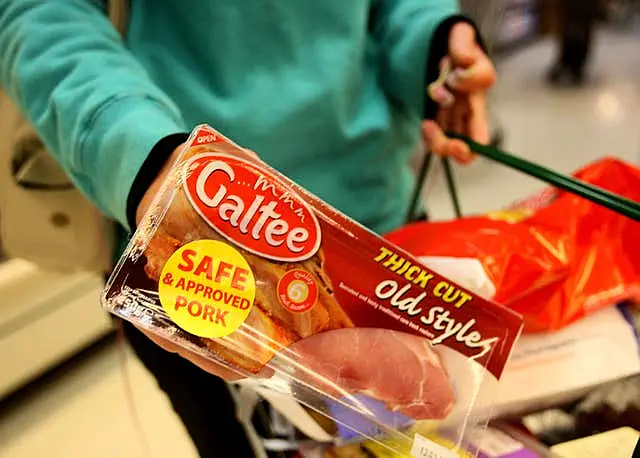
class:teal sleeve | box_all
[370,0,459,118]
[0,0,187,230]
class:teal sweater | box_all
[0,0,460,254]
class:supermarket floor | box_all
[0,28,639,458]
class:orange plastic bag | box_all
[386,158,640,333]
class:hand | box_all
[142,329,246,380]
[422,22,496,164]
[134,142,261,381]
[135,144,260,226]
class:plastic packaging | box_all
[387,158,640,333]
[103,124,524,456]
[321,425,552,457]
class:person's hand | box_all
[134,142,262,381]
[135,144,260,227]
[422,22,496,164]
[142,330,246,380]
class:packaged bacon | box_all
[103,124,524,456]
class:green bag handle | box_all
[407,134,640,224]
[406,153,461,224]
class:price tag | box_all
[411,434,459,458]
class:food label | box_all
[105,123,524,379]
[103,123,527,458]
[183,153,321,262]
[277,269,318,313]
[411,434,459,458]
[158,240,255,338]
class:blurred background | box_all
[0,1,639,457]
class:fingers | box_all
[422,120,473,164]
[447,23,496,93]
[451,97,470,135]
[426,94,477,164]
[429,84,455,108]
[468,92,490,145]
[423,22,495,164]
[139,327,246,381]
[447,54,496,93]
[445,138,473,164]
[448,22,478,67]
[423,119,447,154]
[444,92,490,144]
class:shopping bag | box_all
[392,157,640,333]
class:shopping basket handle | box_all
[406,152,463,223]
[449,132,640,222]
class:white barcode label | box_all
[411,434,458,458]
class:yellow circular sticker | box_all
[158,240,255,339]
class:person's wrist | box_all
[126,133,190,230]
[134,143,186,226]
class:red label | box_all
[193,127,221,146]
[277,269,318,313]
[183,154,322,262]
[110,124,525,381]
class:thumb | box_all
[447,23,496,92]
[448,22,478,68]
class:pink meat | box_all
[288,328,455,420]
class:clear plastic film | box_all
[103,125,524,456]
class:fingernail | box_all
[422,121,443,141]
[422,121,437,136]
[439,58,452,76]
[428,86,454,108]
[446,67,474,88]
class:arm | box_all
[0,0,186,231]
[369,0,464,118]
